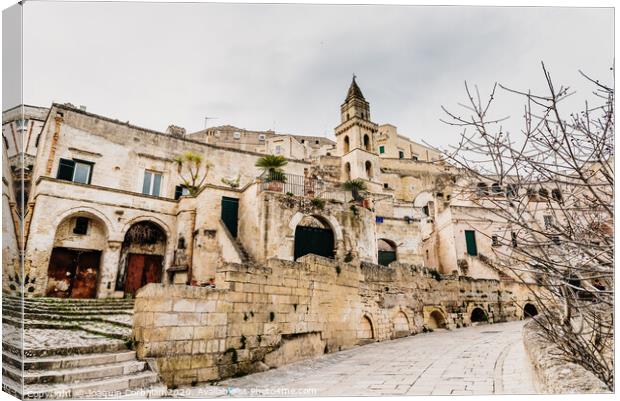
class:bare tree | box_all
[441,63,614,389]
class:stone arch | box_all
[365,160,373,180]
[116,219,168,297]
[413,191,434,208]
[363,134,371,151]
[357,314,375,342]
[46,210,110,299]
[427,309,447,329]
[344,136,350,154]
[470,307,488,324]
[378,238,397,266]
[288,212,343,242]
[523,303,538,318]
[53,207,113,237]
[344,162,351,181]
[120,216,172,241]
[393,310,410,338]
[294,215,334,260]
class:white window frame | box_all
[142,170,163,196]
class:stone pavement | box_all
[187,320,537,397]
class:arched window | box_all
[365,161,373,179]
[378,239,397,266]
[344,136,350,154]
[344,162,351,181]
[363,134,370,151]
[491,183,502,194]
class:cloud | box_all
[21,3,613,149]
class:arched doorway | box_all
[46,213,107,298]
[357,315,374,343]
[428,310,446,329]
[365,161,373,179]
[344,136,350,154]
[294,216,334,260]
[393,311,410,338]
[470,307,488,324]
[523,303,538,318]
[116,221,166,297]
[378,239,397,266]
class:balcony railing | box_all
[258,171,351,202]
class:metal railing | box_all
[258,171,352,202]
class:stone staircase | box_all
[2,296,167,399]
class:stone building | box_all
[3,78,541,301]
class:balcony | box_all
[258,171,351,202]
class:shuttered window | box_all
[465,230,478,256]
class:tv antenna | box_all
[204,116,218,129]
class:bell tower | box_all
[334,76,380,185]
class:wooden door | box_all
[125,254,146,297]
[143,255,163,285]
[46,248,77,298]
[70,251,101,299]
[294,225,334,260]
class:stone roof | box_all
[345,76,366,102]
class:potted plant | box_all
[342,179,367,204]
[256,155,288,192]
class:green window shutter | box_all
[379,145,385,154]
[465,230,478,256]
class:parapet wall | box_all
[133,256,535,386]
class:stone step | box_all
[2,304,134,314]
[3,350,137,371]
[2,309,133,327]
[3,338,128,359]
[3,370,161,399]
[4,359,147,384]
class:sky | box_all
[9,2,615,149]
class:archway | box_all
[393,311,410,338]
[365,160,373,180]
[116,220,166,297]
[357,315,375,343]
[378,239,397,266]
[363,134,371,151]
[46,213,108,298]
[523,303,538,318]
[428,310,446,329]
[294,216,334,261]
[344,136,350,154]
[470,307,488,324]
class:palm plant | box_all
[342,179,367,201]
[256,155,288,182]
[174,151,212,195]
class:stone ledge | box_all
[523,317,610,394]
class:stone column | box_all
[97,240,123,298]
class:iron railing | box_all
[258,171,352,202]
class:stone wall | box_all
[523,318,610,394]
[133,255,536,386]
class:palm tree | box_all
[342,179,367,202]
[174,151,212,195]
[255,155,288,182]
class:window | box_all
[511,232,518,247]
[315,140,319,145]
[174,185,190,200]
[142,171,162,196]
[300,139,305,143]
[73,217,89,235]
[506,184,518,198]
[398,150,405,159]
[552,189,563,202]
[543,215,553,230]
[258,134,265,141]
[476,182,489,196]
[57,158,93,184]
[16,119,29,131]
[379,145,385,154]
[412,155,419,161]
[422,205,429,217]
[465,230,478,256]
[275,145,282,155]
[539,188,549,198]
[233,132,241,139]
[491,235,500,247]
[551,235,561,245]
[383,183,389,189]
[491,183,502,194]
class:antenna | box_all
[204,116,218,129]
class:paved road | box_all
[188,320,537,397]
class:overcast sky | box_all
[14,2,615,149]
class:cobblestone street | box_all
[188,320,537,397]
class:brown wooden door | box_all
[46,248,77,298]
[125,254,145,297]
[144,255,163,285]
[70,251,101,299]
